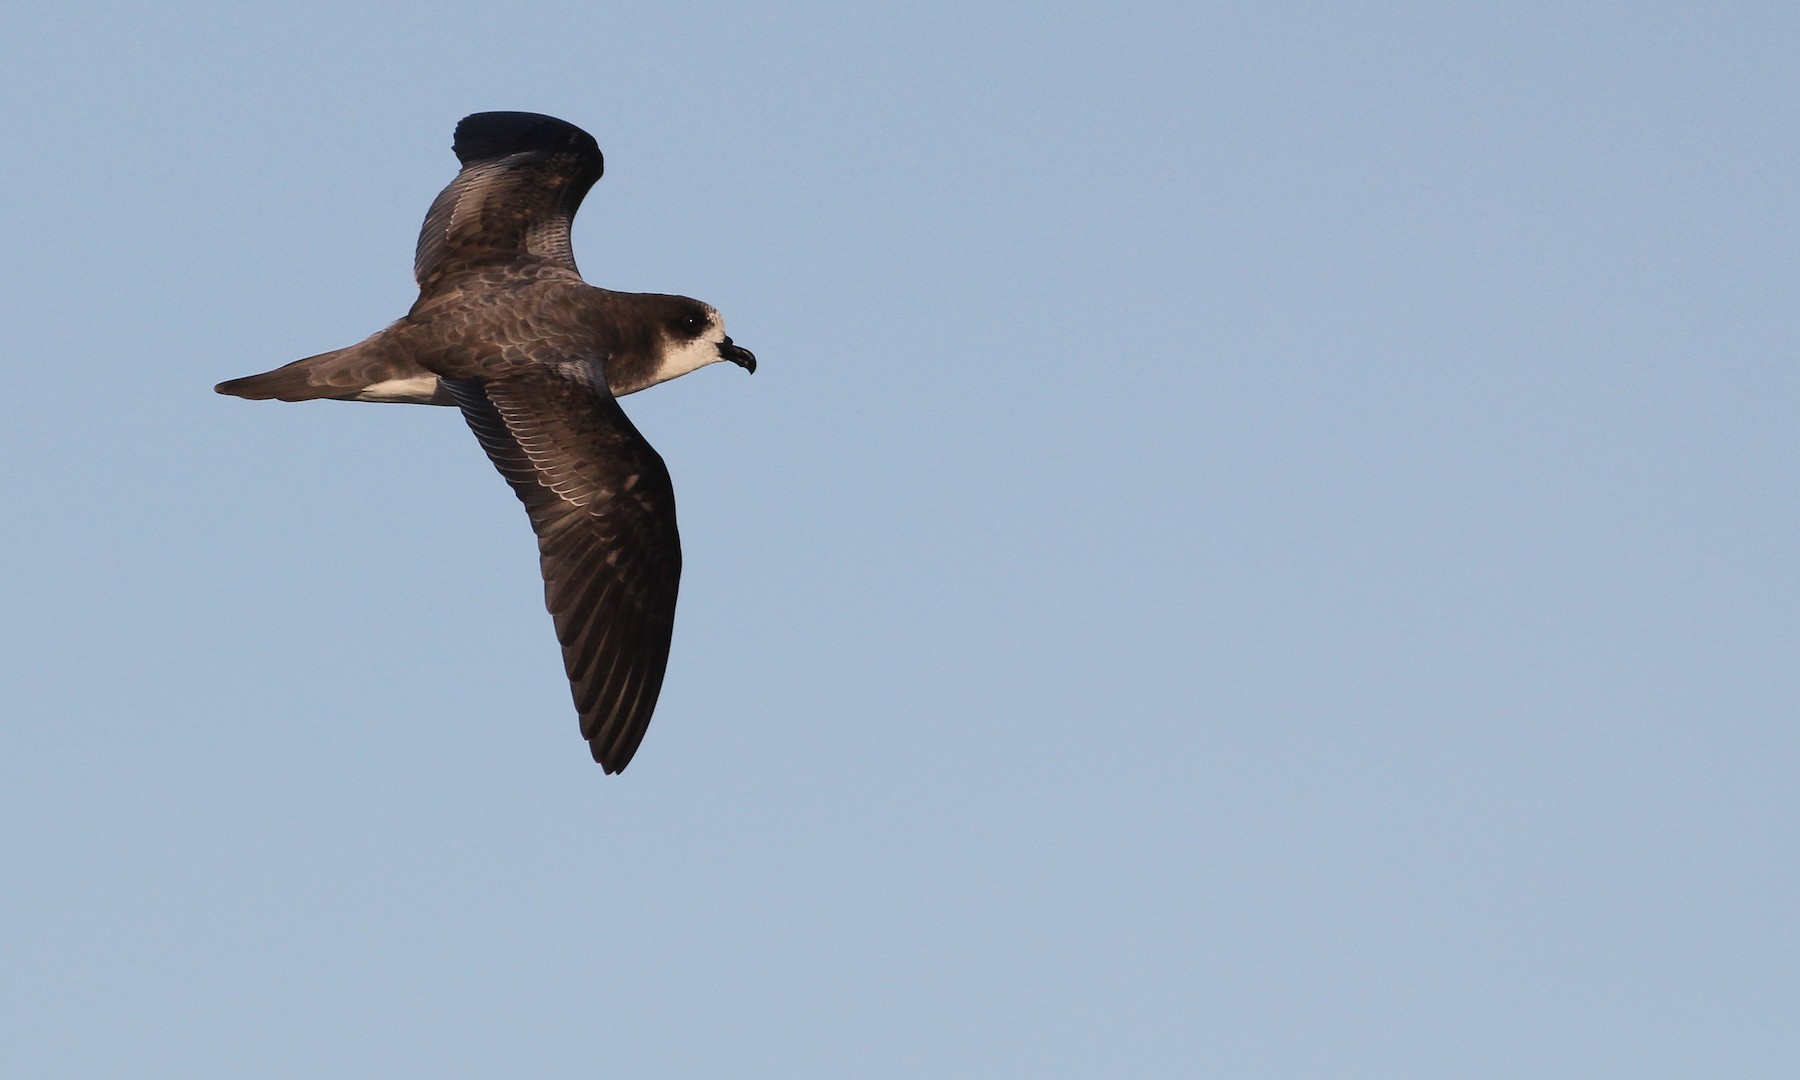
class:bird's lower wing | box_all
[444,371,682,772]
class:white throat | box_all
[653,338,722,384]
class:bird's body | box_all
[218,267,738,405]
[217,112,755,772]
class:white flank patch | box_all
[352,374,445,404]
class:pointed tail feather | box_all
[215,349,353,401]
[215,339,452,406]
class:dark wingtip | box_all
[452,111,602,175]
[590,736,636,774]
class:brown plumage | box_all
[217,112,756,772]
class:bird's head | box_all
[648,296,756,387]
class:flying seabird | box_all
[217,111,755,772]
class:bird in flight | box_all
[217,111,756,772]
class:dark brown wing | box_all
[442,369,681,772]
[414,113,604,293]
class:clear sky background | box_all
[2,3,1796,1076]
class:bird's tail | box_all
[214,349,351,401]
[214,327,452,406]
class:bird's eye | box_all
[677,314,707,336]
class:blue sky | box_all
[2,3,1797,1076]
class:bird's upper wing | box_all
[414,112,605,293]
[442,364,682,773]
